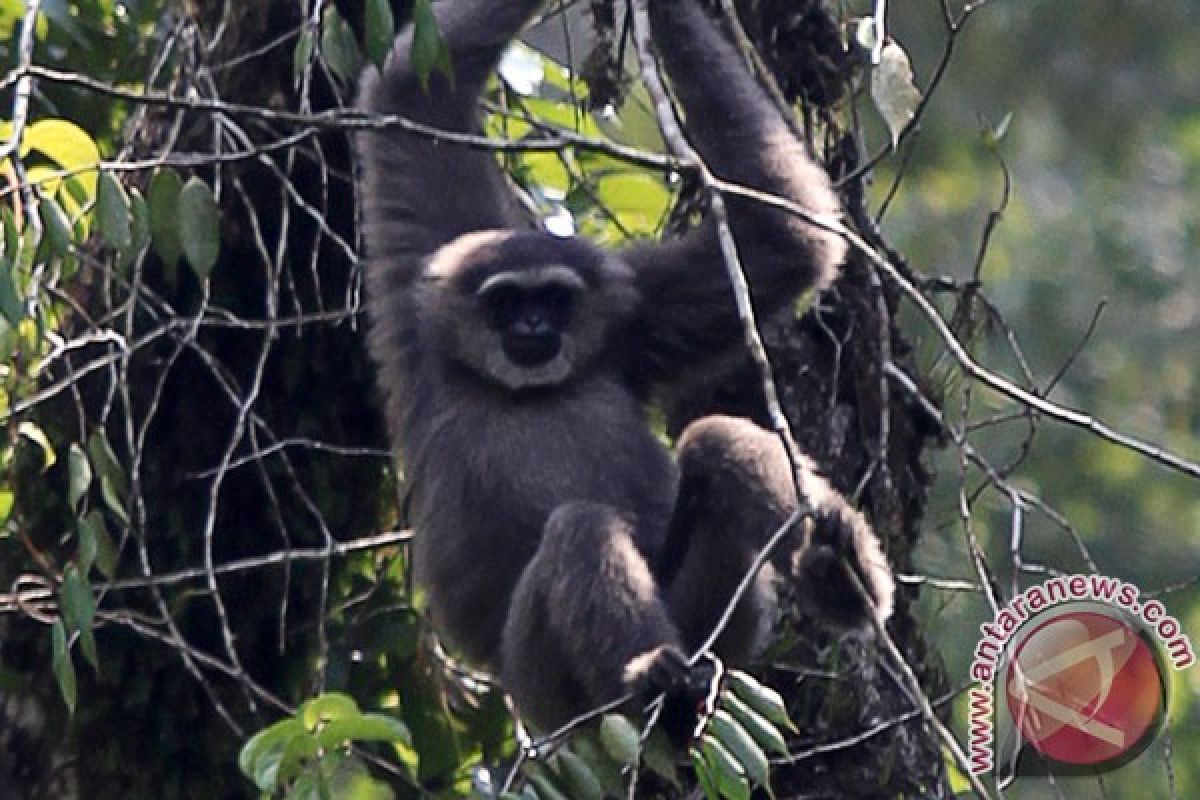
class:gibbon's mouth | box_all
[503,331,561,367]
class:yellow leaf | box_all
[21,119,100,198]
[24,164,63,197]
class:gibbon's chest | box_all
[407,376,676,665]
[412,376,677,548]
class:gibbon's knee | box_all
[531,502,631,566]
[662,415,797,578]
[676,415,798,520]
[502,502,683,731]
[667,414,895,640]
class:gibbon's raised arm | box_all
[355,1,540,279]
[625,2,848,386]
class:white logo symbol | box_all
[1008,621,1132,746]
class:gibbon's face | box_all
[421,230,636,391]
[476,267,583,370]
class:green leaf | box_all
[722,691,788,757]
[239,718,293,775]
[0,255,24,325]
[39,194,73,257]
[410,0,452,91]
[96,170,133,251]
[77,512,99,577]
[147,168,184,271]
[88,429,128,525]
[727,671,795,733]
[294,26,316,85]
[316,764,334,800]
[84,510,118,578]
[15,222,37,274]
[527,772,571,800]
[86,429,125,494]
[57,174,91,245]
[51,619,77,714]
[599,714,640,768]
[700,734,750,800]
[61,566,99,670]
[0,489,14,527]
[691,747,721,800]
[595,171,671,219]
[124,187,150,265]
[251,746,285,792]
[178,177,220,279]
[553,749,603,800]
[239,718,307,790]
[78,622,99,672]
[516,96,583,132]
[61,566,96,633]
[68,443,92,511]
[288,771,322,800]
[320,5,363,85]
[2,206,18,261]
[316,714,410,750]
[25,163,65,202]
[519,153,570,195]
[337,769,394,800]
[301,692,359,729]
[642,728,681,789]
[570,738,624,798]
[277,729,320,784]
[709,710,769,790]
[364,0,395,68]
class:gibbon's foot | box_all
[627,645,720,745]
[795,501,895,630]
[624,643,690,698]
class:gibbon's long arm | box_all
[357,1,846,382]
[355,0,540,281]
[625,2,848,387]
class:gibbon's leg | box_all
[658,416,793,663]
[659,415,895,662]
[501,502,686,731]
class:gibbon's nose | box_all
[513,308,553,337]
[504,328,561,367]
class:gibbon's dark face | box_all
[476,267,582,369]
[420,230,638,391]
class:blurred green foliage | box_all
[876,2,1200,797]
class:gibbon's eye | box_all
[532,284,575,328]
[481,285,522,330]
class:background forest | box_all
[0,0,1196,798]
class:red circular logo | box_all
[1005,611,1166,768]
